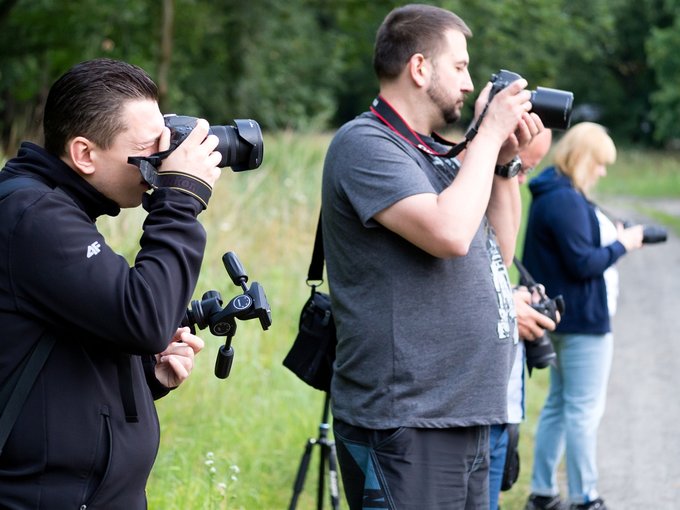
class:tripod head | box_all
[182,251,272,379]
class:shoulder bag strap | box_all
[0,176,57,455]
[0,333,56,455]
[307,211,324,283]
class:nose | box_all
[463,70,474,93]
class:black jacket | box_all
[0,142,207,509]
[522,166,626,334]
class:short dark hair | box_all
[373,4,472,81]
[43,58,159,156]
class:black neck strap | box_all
[369,95,485,159]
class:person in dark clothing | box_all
[0,58,223,509]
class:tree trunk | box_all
[158,0,174,112]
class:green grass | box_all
[93,134,680,509]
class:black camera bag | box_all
[282,214,336,392]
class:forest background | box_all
[2,1,680,509]
[2,0,680,150]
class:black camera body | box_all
[164,114,264,171]
[524,292,565,374]
[623,221,668,244]
[488,69,574,130]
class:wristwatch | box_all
[494,156,523,178]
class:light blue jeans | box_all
[489,424,508,510]
[530,332,613,505]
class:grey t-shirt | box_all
[322,112,517,429]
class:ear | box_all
[407,53,430,88]
[67,136,97,176]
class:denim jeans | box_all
[489,424,508,510]
[530,332,613,505]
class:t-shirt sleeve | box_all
[325,121,436,227]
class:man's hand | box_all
[473,81,545,167]
[513,287,557,341]
[158,119,222,188]
[155,327,205,388]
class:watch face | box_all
[496,156,522,178]
[508,157,522,177]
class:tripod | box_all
[288,392,340,510]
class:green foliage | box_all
[2,1,680,149]
[647,15,680,145]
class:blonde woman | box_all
[522,122,643,510]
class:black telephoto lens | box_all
[642,225,667,244]
[530,87,574,130]
[209,119,264,171]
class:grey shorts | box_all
[333,419,490,510]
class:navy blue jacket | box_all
[0,143,206,509]
[522,166,626,334]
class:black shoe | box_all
[525,494,565,510]
[570,498,608,510]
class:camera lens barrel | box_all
[163,114,264,172]
[530,87,574,130]
[488,70,574,131]
[642,225,668,244]
[209,120,264,171]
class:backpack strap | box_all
[0,176,57,455]
[0,333,56,455]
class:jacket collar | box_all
[5,142,121,220]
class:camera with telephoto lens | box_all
[488,69,574,130]
[182,252,271,380]
[164,114,264,171]
[524,289,565,375]
[622,221,667,244]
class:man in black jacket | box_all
[0,58,222,508]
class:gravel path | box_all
[596,197,680,509]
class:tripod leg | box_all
[317,441,327,510]
[288,439,317,510]
[327,441,341,510]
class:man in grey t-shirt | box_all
[321,4,546,509]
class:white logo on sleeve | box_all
[87,241,101,258]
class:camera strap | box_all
[369,95,485,159]
[128,154,212,209]
[513,256,537,288]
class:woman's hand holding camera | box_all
[617,222,644,252]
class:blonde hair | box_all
[553,122,616,194]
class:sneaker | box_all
[525,494,565,510]
[570,498,608,510]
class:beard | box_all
[426,72,462,127]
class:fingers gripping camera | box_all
[128,115,264,209]
[488,69,574,130]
